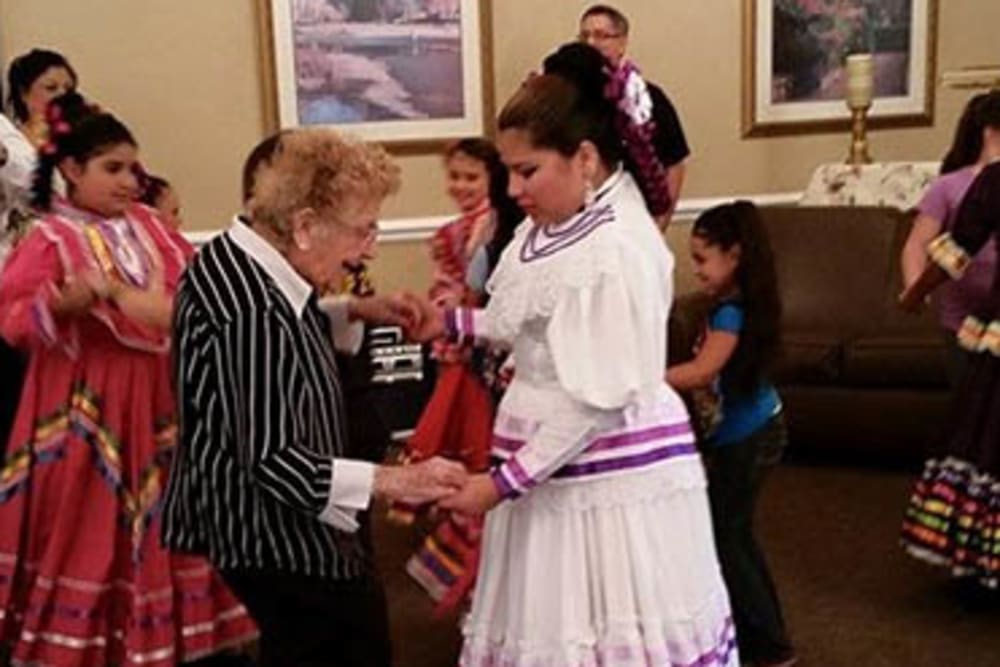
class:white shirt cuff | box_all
[318,295,365,355]
[318,459,375,533]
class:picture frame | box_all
[256,0,494,152]
[742,0,937,137]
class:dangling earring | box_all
[583,180,596,209]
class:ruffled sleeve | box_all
[549,253,667,409]
[490,262,670,500]
[0,226,77,355]
[490,399,610,500]
[0,117,37,192]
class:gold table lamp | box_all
[845,53,874,166]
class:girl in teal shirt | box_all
[668,201,795,667]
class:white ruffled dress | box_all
[445,171,738,667]
[0,114,37,265]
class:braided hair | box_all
[30,91,136,211]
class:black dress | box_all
[901,161,1000,588]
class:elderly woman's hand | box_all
[344,293,415,328]
[373,456,468,505]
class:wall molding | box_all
[184,191,802,247]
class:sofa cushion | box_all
[841,335,948,388]
[761,207,900,337]
[773,332,842,385]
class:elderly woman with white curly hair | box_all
[161,127,466,667]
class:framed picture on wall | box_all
[257,0,494,150]
[742,0,937,137]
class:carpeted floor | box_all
[376,463,1000,667]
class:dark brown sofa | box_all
[670,206,952,467]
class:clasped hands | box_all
[374,458,500,516]
[330,291,448,342]
[332,292,496,513]
[53,254,168,320]
[52,269,130,317]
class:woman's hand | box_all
[399,292,447,342]
[343,293,417,328]
[107,259,174,330]
[373,456,468,505]
[437,473,501,516]
[431,271,466,308]
[50,272,101,318]
[147,245,166,295]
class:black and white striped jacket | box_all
[161,221,374,580]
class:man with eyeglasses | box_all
[579,4,690,227]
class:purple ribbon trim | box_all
[555,442,697,478]
[520,205,615,262]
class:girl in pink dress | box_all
[0,92,256,666]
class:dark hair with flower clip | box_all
[30,91,136,211]
[6,49,78,123]
[543,42,671,216]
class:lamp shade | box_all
[845,53,875,108]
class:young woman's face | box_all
[155,186,183,230]
[445,150,490,213]
[690,234,741,297]
[24,66,75,121]
[498,128,588,226]
[62,143,139,217]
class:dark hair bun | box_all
[542,43,611,110]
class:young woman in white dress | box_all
[407,43,738,667]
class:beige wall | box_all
[2,0,997,291]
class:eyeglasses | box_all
[577,30,622,42]
[335,219,379,243]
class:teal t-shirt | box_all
[708,302,781,446]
